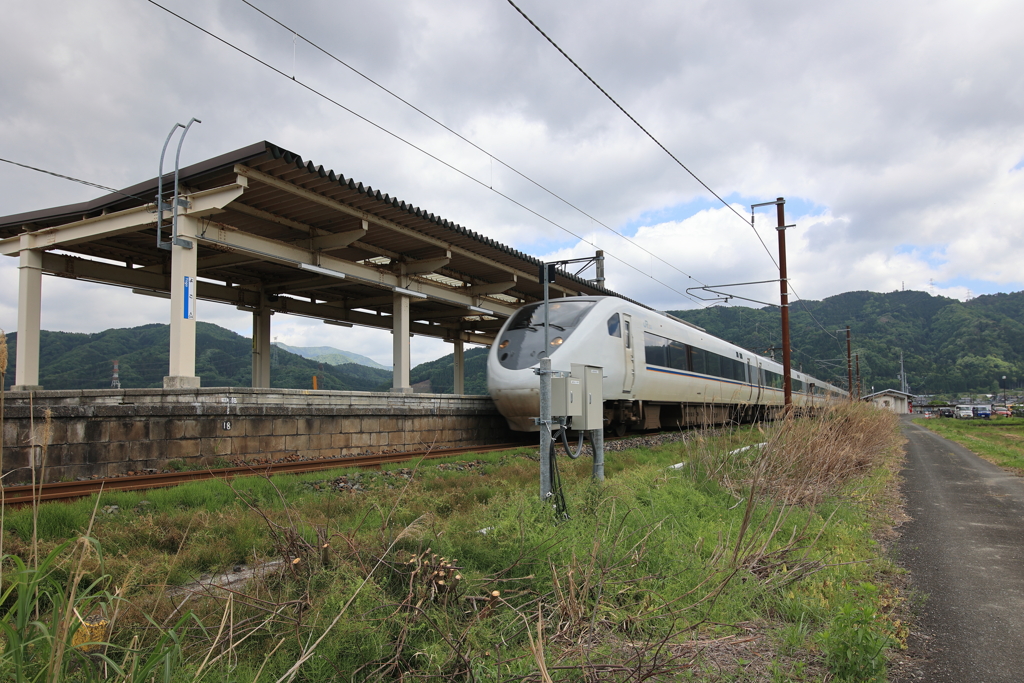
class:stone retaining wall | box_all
[0,388,520,484]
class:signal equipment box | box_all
[551,375,583,419]
[551,365,603,430]
[572,364,603,431]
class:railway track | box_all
[0,441,533,507]
[0,429,691,507]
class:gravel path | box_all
[896,417,1024,682]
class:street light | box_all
[1002,375,1007,404]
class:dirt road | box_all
[897,418,1024,681]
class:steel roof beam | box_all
[191,221,518,318]
[37,252,493,343]
[233,164,578,296]
[0,181,247,256]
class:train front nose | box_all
[490,386,541,432]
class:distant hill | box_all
[273,342,390,370]
[669,289,1024,395]
[5,289,1021,396]
[1,323,391,392]
[389,347,490,395]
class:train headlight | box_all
[550,337,564,347]
[499,339,509,349]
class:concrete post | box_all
[251,293,272,388]
[13,238,43,391]
[391,288,412,393]
[164,214,200,389]
[453,337,465,395]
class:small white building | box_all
[862,389,915,414]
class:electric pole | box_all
[855,353,861,399]
[751,198,793,409]
[840,326,852,399]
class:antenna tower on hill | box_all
[111,359,121,389]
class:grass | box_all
[1,402,908,682]
[913,416,1024,473]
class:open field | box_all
[1,403,907,682]
[912,417,1024,474]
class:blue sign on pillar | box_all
[183,276,196,320]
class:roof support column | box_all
[164,215,200,389]
[452,338,465,395]
[13,239,43,391]
[391,288,412,393]
[252,292,272,388]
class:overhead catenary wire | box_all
[505,0,779,271]
[0,158,149,203]
[239,0,708,291]
[142,0,708,307]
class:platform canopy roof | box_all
[0,141,642,345]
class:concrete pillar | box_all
[164,215,200,389]
[13,239,43,391]
[453,338,465,395]
[251,292,272,388]
[391,290,412,393]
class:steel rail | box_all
[0,441,531,507]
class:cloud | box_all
[2,0,1024,369]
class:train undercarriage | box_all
[600,400,790,436]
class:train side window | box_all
[690,347,706,375]
[643,332,667,366]
[726,358,743,381]
[705,352,722,378]
[668,341,689,371]
[625,320,631,348]
[607,314,621,337]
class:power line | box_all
[143,0,707,307]
[0,157,149,203]
[788,284,840,342]
[239,0,708,291]
[505,0,779,270]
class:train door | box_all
[753,361,763,404]
[745,360,754,401]
[622,314,636,393]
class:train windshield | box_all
[496,300,597,370]
[507,300,596,331]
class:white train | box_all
[487,296,846,433]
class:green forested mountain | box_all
[1,323,391,391]
[3,289,1021,396]
[669,290,1024,395]
[272,342,390,370]
[396,347,490,395]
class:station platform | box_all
[0,387,517,483]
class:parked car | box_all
[956,405,974,419]
[938,407,955,418]
[993,406,1011,417]
[974,405,992,419]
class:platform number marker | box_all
[183,276,196,320]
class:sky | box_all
[2,0,1023,369]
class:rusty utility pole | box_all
[776,199,792,409]
[845,326,853,399]
[752,198,793,409]
[855,353,862,399]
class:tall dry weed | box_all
[690,403,901,507]
[753,402,902,505]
